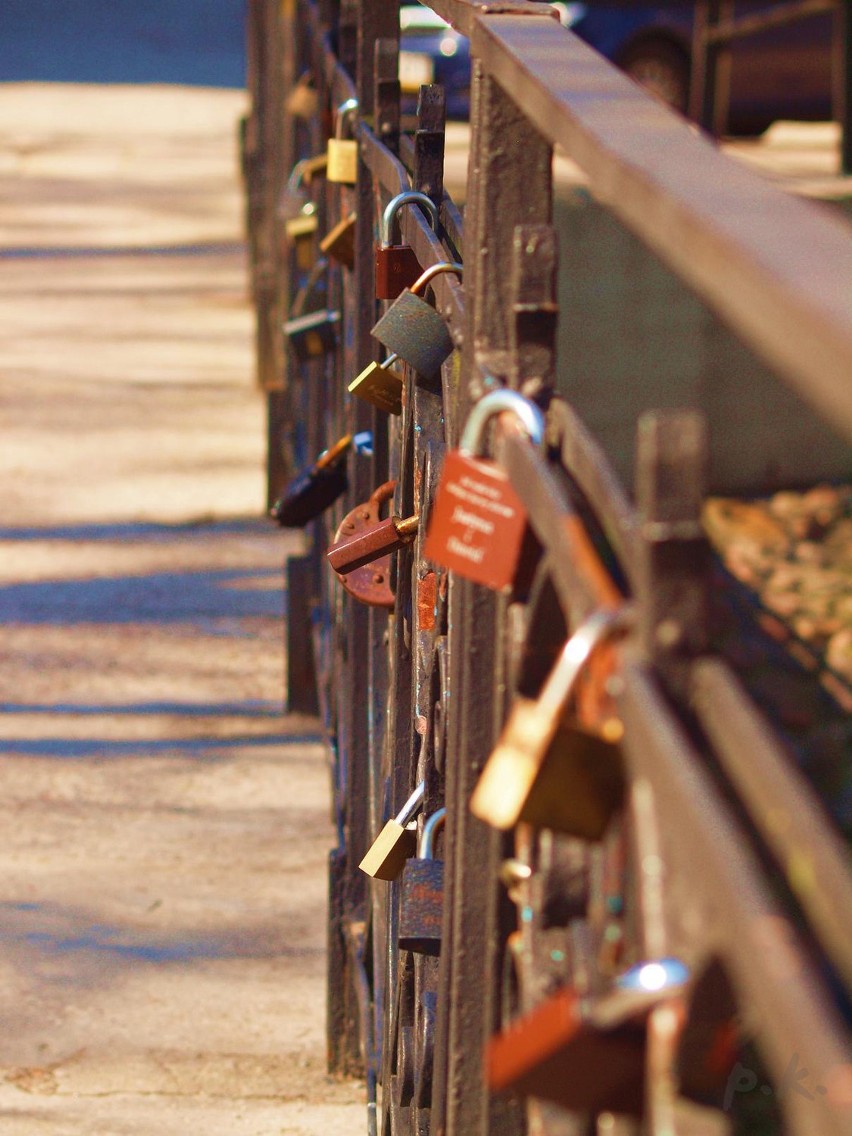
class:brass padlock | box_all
[360,781,426,880]
[470,608,632,835]
[285,72,319,120]
[319,212,356,269]
[285,210,318,271]
[423,389,543,592]
[283,308,340,361]
[348,353,403,415]
[375,190,438,299]
[371,261,462,378]
[326,97,358,184]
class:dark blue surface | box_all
[0,0,246,88]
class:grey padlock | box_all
[398,806,446,955]
[370,261,462,379]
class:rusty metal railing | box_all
[243,2,852,1134]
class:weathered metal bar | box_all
[705,0,837,43]
[470,15,852,440]
[691,657,852,993]
[617,662,852,1136]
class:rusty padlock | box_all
[487,958,688,1115]
[360,780,426,880]
[327,483,418,574]
[348,353,403,415]
[283,308,340,361]
[375,190,439,299]
[319,212,357,270]
[470,608,632,836]
[269,433,354,528]
[370,261,462,378]
[325,481,405,608]
[423,388,543,591]
[327,97,358,184]
[398,807,445,955]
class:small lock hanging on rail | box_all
[375,190,439,299]
[470,607,632,837]
[326,97,359,184]
[284,211,318,271]
[348,353,404,415]
[269,432,368,528]
[285,72,319,120]
[283,308,340,361]
[279,153,328,222]
[398,807,445,955]
[360,781,426,880]
[327,488,418,574]
[486,958,688,1116]
[423,388,543,591]
[325,481,401,609]
[370,262,462,379]
[319,212,357,270]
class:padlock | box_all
[283,308,340,361]
[319,212,357,270]
[285,210,318,271]
[348,353,404,415]
[470,607,632,835]
[423,389,543,591]
[360,781,426,880]
[279,153,328,222]
[327,481,398,608]
[327,505,418,574]
[269,433,353,528]
[326,97,359,184]
[398,808,445,955]
[285,73,319,120]
[487,957,688,1115]
[375,190,439,299]
[371,261,462,379]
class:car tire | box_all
[620,38,690,115]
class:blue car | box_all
[400,1,834,131]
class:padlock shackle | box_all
[459,389,545,456]
[381,190,439,247]
[411,261,463,296]
[286,152,328,194]
[334,97,359,140]
[538,606,634,718]
[420,807,446,859]
[315,433,353,471]
[394,780,426,826]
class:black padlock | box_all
[371,262,462,378]
[270,433,355,527]
[398,807,445,955]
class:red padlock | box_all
[375,190,439,300]
[424,390,544,592]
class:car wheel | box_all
[620,39,689,114]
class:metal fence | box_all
[242,3,852,1134]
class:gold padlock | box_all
[285,210,318,271]
[327,97,358,184]
[348,353,403,415]
[470,608,632,837]
[285,73,319,120]
[360,781,425,880]
[319,212,357,270]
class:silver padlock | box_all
[375,190,439,299]
[327,97,358,184]
[370,261,462,379]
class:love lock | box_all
[319,212,357,270]
[371,261,462,379]
[270,433,369,528]
[326,97,359,184]
[327,481,417,608]
[375,190,439,299]
[398,807,446,955]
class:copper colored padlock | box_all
[327,481,411,608]
[375,190,438,300]
[320,212,356,269]
[424,389,544,591]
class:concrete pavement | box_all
[0,83,363,1134]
